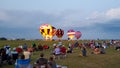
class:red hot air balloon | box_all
[75,31,82,39]
[67,29,75,40]
[56,29,64,39]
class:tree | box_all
[0,37,7,40]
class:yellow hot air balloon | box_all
[39,24,56,40]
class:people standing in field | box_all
[60,45,67,59]
[53,45,61,59]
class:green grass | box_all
[0,40,120,68]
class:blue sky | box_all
[0,0,120,40]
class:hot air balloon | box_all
[39,24,56,40]
[56,29,64,40]
[75,31,82,40]
[67,29,75,40]
[49,26,56,40]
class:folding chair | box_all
[15,59,31,68]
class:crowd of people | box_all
[0,42,50,68]
[0,40,119,68]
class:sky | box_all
[0,0,120,40]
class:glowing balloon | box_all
[67,29,75,40]
[49,26,56,39]
[39,24,56,40]
[75,31,82,39]
[56,29,64,38]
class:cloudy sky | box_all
[0,0,120,40]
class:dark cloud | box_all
[97,19,120,32]
[0,9,120,39]
[0,10,64,39]
[0,10,63,28]
[69,19,120,39]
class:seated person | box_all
[94,48,100,54]
[11,48,18,61]
[38,44,43,51]
[16,47,23,54]
[35,53,50,68]
[67,47,73,53]
[32,42,37,51]
[23,43,28,50]
[32,42,36,48]
[100,47,105,54]
[115,42,120,51]
[15,54,32,68]
[1,49,8,64]
[23,49,31,59]
[48,56,57,68]
[27,47,34,53]
[81,47,87,56]
[0,55,2,66]
[43,45,49,49]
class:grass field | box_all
[0,40,120,68]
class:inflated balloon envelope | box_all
[67,29,75,40]
[75,31,82,40]
[56,29,64,38]
[39,24,56,40]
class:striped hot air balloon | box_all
[67,29,75,40]
[75,31,82,40]
[56,29,64,39]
